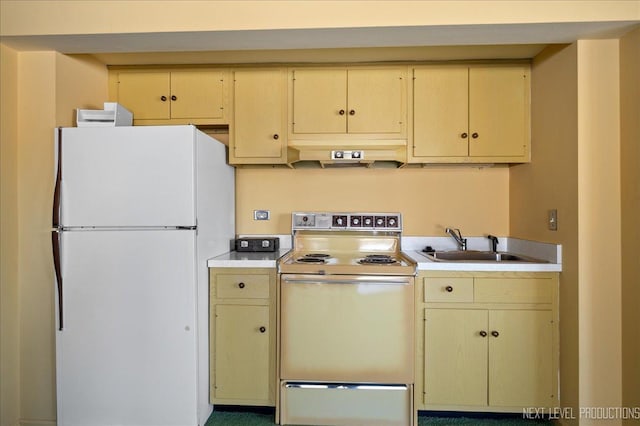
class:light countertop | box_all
[207,249,290,268]
[207,236,562,272]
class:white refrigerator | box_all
[52,125,234,426]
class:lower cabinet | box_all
[417,272,559,412]
[209,268,276,406]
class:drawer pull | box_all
[445,286,454,292]
[491,330,500,337]
[259,326,266,333]
[238,282,245,289]
[160,95,167,102]
[479,330,488,337]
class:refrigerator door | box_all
[59,126,196,228]
[56,229,198,426]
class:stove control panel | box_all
[292,212,402,231]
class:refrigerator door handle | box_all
[52,127,62,228]
[52,230,63,330]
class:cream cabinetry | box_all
[229,69,288,164]
[416,272,558,412]
[209,268,276,406]
[289,67,407,139]
[110,69,229,125]
[409,65,530,163]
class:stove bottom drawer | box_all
[280,382,413,426]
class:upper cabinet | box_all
[111,69,229,125]
[409,65,530,164]
[289,67,407,140]
[229,68,288,165]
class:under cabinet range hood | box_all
[287,140,407,168]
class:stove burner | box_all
[295,257,326,264]
[295,253,332,264]
[358,254,399,265]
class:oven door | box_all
[280,274,414,383]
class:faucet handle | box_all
[487,235,499,252]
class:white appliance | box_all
[52,125,234,426]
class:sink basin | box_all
[422,250,546,263]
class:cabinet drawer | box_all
[215,274,270,299]
[474,278,552,304]
[424,277,474,302]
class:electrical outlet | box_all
[548,209,558,231]
[254,210,270,221]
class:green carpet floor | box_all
[206,409,551,425]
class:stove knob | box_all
[376,218,385,226]
[352,151,361,159]
[334,151,344,159]
[364,217,373,226]
[388,218,397,227]
[302,216,308,222]
[336,217,344,225]
[352,217,360,225]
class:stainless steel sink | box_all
[422,250,546,263]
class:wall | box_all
[619,26,640,426]
[510,43,579,424]
[1,43,20,426]
[236,166,509,236]
[577,39,622,426]
[12,51,108,426]
[2,1,637,36]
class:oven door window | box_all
[280,274,414,384]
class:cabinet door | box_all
[214,304,270,401]
[232,69,286,160]
[292,69,347,134]
[424,309,488,406]
[412,67,469,157]
[469,66,529,157]
[170,71,225,119]
[117,72,171,120]
[347,68,404,134]
[488,310,554,407]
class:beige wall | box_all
[2,1,637,36]
[513,38,629,425]
[577,39,622,425]
[510,43,580,423]
[1,43,21,426]
[620,26,640,426]
[236,166,509,236]
[5,50,108,426]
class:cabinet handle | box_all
[479,330,488,337]
[259,326,266,333]
[445,285,453,292]
[472,132,479,139]
[461,132,468,139]
[349,109,356,116]
[491,330,500,337]
[171,95,177,101]
[238,282,245,289]
[273,134,279,140]
[160,96,167,102]
[338,109,346,115]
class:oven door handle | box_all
[282,278,411,286]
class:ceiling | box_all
[2,20,638,65]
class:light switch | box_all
[548,209,558,231]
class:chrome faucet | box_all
[445,227,467,251]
